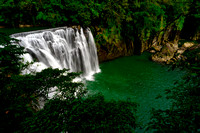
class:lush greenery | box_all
[148,41,200,132]
[23,94,137,132]
[1,0,200,132]
[0,34,137,132]
[1,0,199,49]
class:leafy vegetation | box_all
[147,1,200,131]
[148,41,200,132]
[23,94,137,133]
[1,0,199,49]
[1,0,200,132]
[0,34,137,132]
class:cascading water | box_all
[11,27,100,80]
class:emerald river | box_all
[86,52,185,131]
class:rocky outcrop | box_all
[97,41,134,62]
[150,24,200,64]
[149,24,180,63]
[151,40,199,64]
[151,42,178,64]
[96,23,199,63]
[177,42,200,60]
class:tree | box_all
[0,32,85,132]
[0,33,137,132]
[22,94,137,133]
[148,41,200,132]
[181,0,200,39]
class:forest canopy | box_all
[0,0,199,46]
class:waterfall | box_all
[11,27,100,80]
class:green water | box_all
[86,52,185,130]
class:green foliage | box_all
[23,94,137,133]
[176,16,185,30]
[148,43,200,132]
[0,0,199,49]
[0,68,84,132]
[0,33,137,132]
[1,1,199,132]
[0,33,85,132]
[131,2,165,40]
[181,0,200,39]
[0,32,25,75]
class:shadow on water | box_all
[86,52,185,132]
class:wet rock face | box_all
[151,41,200,64]
[183,42,194,48]
[151,42,177,64]
[97,41,134,63]
[152,45,162,52]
